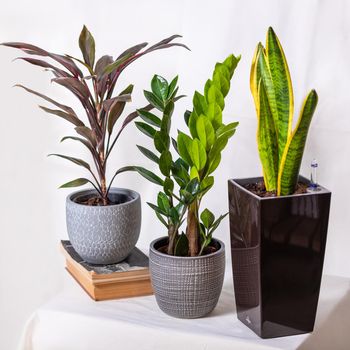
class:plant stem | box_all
[186,200,199,256]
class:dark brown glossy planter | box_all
[228,176,331,338]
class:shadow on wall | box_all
[298,289,350,350]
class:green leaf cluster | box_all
[132,54,240,256]
[250,27,318,196]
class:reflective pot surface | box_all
[228,176,331,338]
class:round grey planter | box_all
[66,187,141,265]
[149,237,225,319]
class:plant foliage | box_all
[250,27,318,196]
[2,26,188,205]
[128,54,240,256]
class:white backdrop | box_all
[1,0,349,348]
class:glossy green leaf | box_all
[207,84,224,110]
[144,90,164,111]
[206,102,222,130]
[184,110,191,126]
[137,145,159,163]
[159,150,172,176]
[189,139,207,171]
[154,131,170,153]
[196,115,215,150]
[167,76,178,98]
[209,213,228,235]
[188,110,199,139]
[151,75,169,101]
[177,132,193,166]
[125,166,164,186]
[147,202,167,216]
[193,91,208,116]
[157,192,170,213]
[135,121,156,138]
[174,233,189,256]
[137,109,161,127]
[200,208,215,228]
[163,177,174,195]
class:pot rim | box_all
[66,187,140,208]
[229,175,331,201]
[150,236,225,260]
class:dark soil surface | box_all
[158,244,217,256]
[244,180,308,198]
[74,196,120,206]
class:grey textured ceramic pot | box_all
[66,187,141,264]
[149,237,225,319]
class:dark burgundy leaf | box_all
[75,126,97,148]
[14,57,70,77]
[15,84,77,116]
[39,105,84,127]
[116,42,148,60]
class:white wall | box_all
[0,0,349,348]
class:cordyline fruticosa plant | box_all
[2,26,188,205]
[250,27,318,196]
[125,54,240,256]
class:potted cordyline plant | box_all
[124,54,240,318]
[228,27,331,338]
[2,26,188,264]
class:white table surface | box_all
[18,270,350,350]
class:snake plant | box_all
[250,27,318,196]
[126,54,240,256]
[2,26,188,205]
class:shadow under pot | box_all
[66,187,141,265]
[149,237,225,319]
[228,176,331,338]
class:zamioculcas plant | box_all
[250,27,318,196]
[2,26,188,205]
[127,54,240,256]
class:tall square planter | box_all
[228,176,331,338]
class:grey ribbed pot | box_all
[149,237,225,319]
[66,187,141,265]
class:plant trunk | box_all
[187,200,199,256]
[99,149,108,206]
[100,177,108,206]
[167,225,176,255]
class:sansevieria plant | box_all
[250,27,318,196]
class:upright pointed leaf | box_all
[79,26,96,68]
[278,90,318,196]
[266,27,294,159]
[151,75,169,101]
[257,81,278,191]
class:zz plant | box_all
[127,54,240,256]
[2,26,188,205]
[250,27,318,196]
